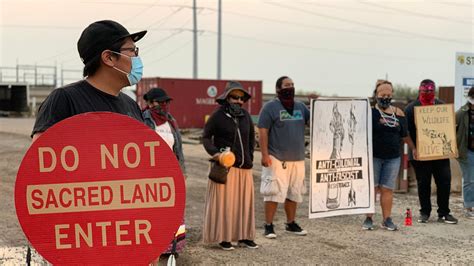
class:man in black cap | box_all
[32,20,147,141]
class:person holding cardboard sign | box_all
[405,79,458,224]
[455,87,474,219]
[32,20,147,141]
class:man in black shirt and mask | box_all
[32,20,147,141]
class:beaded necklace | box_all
[376,105,398,128]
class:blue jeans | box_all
[459,150,474,209]
[373,157,401,190]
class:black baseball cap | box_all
[144,88,173,102]
[77,20,147,65]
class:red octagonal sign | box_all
[15,112,185,265]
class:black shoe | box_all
[438,214,458,224]
[285,221,307,236]
[238,239,259,249]
[417,213,429,223]
[219,241,234,251]
[264,223,276,239]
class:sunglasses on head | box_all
[229,95,245,101]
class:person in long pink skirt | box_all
[202,81,257,251]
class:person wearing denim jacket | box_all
[455,87,474,219]
[142,87,186,261]
[142,88,185,172]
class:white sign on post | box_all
[455,52,474,111]
[309,98,374,219]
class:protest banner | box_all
[309,98,374,219]
[414,104,458,160]
[15,112,185,265]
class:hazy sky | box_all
[0,0,473,96]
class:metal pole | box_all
[193,0,198,79]
[217,0,222,80]
[34,64,37,86]
[16,60,19,83]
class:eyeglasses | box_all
[229,95,245,101]
[120,46,139,56]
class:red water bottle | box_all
[405,208,412,226]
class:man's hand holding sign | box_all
[15,112,185,265]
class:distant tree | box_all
[296,89,320,96]
[392,83,418,101]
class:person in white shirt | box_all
[142,87,186,260]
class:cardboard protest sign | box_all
[309,98,374,219]
[414,104,458,160]
[15,112,185,265]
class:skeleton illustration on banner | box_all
[309,98,374,219]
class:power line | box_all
[434,1,473,8]
[221,10,406,38]
[140,30,186,54]
[147,39,193,65]
[123,0,160,24]
[357,1,474,25]
[265,2,472,45]
[299,2,396,15]
[202,30,441,62]
[142,12,197,54]
[0,24,82,30]
[146,6,184,29]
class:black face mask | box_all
[278,87,295,99]
[226,102,244,117]
[376,97,392,109]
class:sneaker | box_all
[285,221,307,236]
[362,217,374,230]
[438,214,458,224]
[219,242,234,251]
[238,239,259,249]
[417,213,429,223]
[465,210,474,219]
[264,223,277,239]
[381,217,398,231]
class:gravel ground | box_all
[0,118,473,265]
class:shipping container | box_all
[0,83,29,114]
[137,77,262,128]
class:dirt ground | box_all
[1,118,473,265]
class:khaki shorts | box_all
[261,155,306,203]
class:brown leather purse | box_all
[208,159,229,184]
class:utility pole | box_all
[193,0,198,79]
[217,0,222,79]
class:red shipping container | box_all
[136,77,262,128]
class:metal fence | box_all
[0,64,82,87]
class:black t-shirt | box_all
[32,80,143,137]
[372,107,408,159]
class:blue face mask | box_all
[111,52,143,86]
